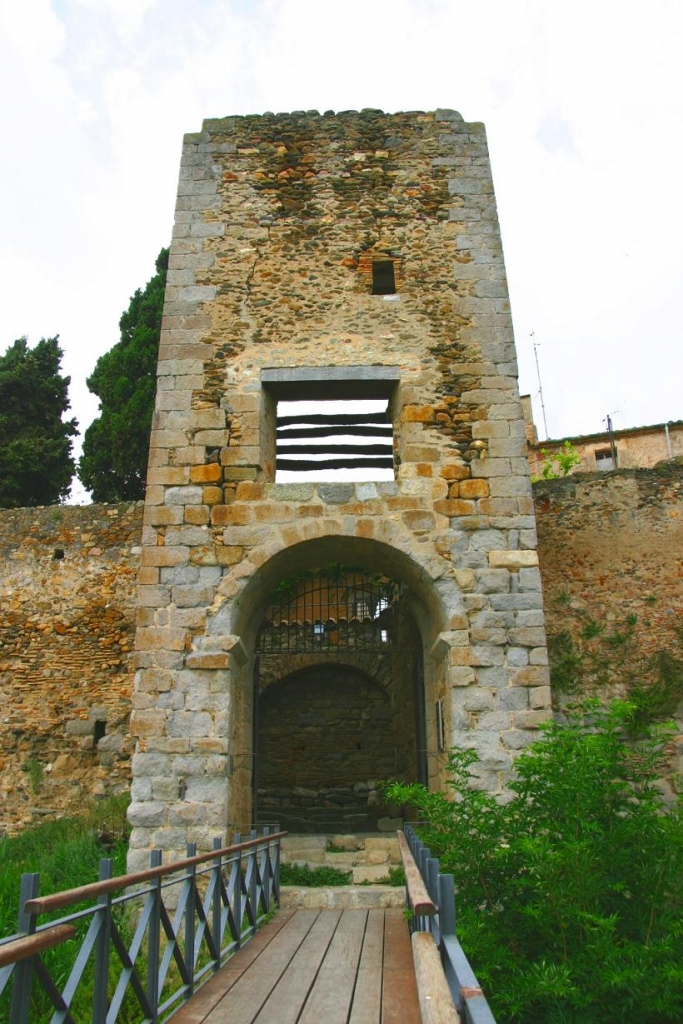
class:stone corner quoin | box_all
[129,108,550,868]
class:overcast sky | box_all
[1,0,681,497]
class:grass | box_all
[0,794,132,1022]
[280,862,352,886]
[0,793,130,935]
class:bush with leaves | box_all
[387,701,683,1023]
[536,439,582,479]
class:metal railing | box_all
[403,823,497,1024]
[0,826,285,1024]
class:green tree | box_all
[78,248,168,501]
[0,336,78,508]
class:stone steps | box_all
[281,831,401,886]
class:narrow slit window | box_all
[435,699,445,751]
[372,260,396,295]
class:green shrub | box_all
[387,701,683,1023]
[280,862,352,886]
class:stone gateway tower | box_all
[128,109,550,868]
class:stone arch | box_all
[209,534,459,651]
[204,535,461,831]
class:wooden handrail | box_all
[397,830,437,916]
[24,830,287,915]
[0,925,76,967]
[412,931,461,1024]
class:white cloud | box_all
[0,0,681,459]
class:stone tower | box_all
[128,109,550,868]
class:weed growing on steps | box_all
[280,863,352,886]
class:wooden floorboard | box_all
[297,909,368,1024]
[169,907,422,1024]
[254,908,342,1024]
[348,909,385,1024]
[169,910,297,1024]
[203,910,320,1024]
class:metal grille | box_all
[256,571,399,653]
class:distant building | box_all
[521,397,682,477]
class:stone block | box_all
[211,505,252,526]
[130,709,168,737]
[449,667,476,686]
[510,666,550,688]
[489,549,539,569]
[128,801,168,827]
[529,686,552,709]
[190,463,223,484]
[185,506,210,525]
[165,486,204,506]
[459,479,489,498]
[508,627,546,647]
[434,498,477,516]
[138,585,171,607]
[202,487,223,505]
[513,710,551,729]
[439,463,471,481]
[498,688,529,711]
[401,405,435,423]
[135,627,187,651]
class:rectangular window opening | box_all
[372,260,396,295]
[595,448,617,471]
[275,397,394,483]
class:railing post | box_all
[272,823,281,906]
[10,873,39,1024]
[147,849,162,1023]
[260,827,270,913]
[185,843,197,996]
[211,837,222,972]
[232,833,242,947]
[92,859,113,1024]
[438,873,456,937]
[249,829,258,922]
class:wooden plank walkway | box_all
[171,908,421,1024]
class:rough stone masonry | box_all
[128,109,551,868]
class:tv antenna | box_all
[604,411,619,467]
[530,332,549,439]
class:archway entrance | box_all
[252,567,426,832]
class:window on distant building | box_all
[595,448,617,471]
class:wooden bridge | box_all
[171,907,419,1024]
[0,827,494,1024]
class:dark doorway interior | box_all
[252,567,427,833]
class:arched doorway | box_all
[251,565,427,832]
[216,536,456,833]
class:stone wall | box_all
[535,462,683,658]
[0,461,680,833]
[0,503,142,831]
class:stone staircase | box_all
[279,832,405,909]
